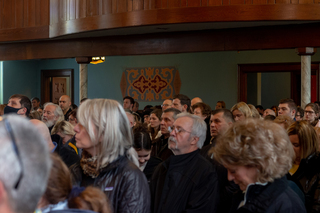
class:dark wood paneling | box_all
[28,0,36,27]
[40,0,49,25]
[117,0,127,12]
[2,0,13,29]
[133,0,144,10]
[168,0,181,7]
[2,23,320,61]
[15,0,24,28]
[188,0,202,6]
[49,4,320,38]
[208,0,222,5]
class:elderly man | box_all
[59,95,72,120]
[150,113,219,213]
[161,99,172,111]
[4,94,31,118]
[42,102,64,132]
[0,115,51,213]
[152,108,181,161]
[278,98,297,119]
[171,94,191,113]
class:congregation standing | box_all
[2,93,320,213]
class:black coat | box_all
[150,149,219,213]
[70,155,150,213]
[229,176,306,213]
[289,152,320,213]
[143,156,162,183]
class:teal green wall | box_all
[3,60,39,103]
[2,49,320,109]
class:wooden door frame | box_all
[238,62,320,104]
[41,69,74,105]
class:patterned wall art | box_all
[120,67,181,101]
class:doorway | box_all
[238,63,320,107]
[41,69,74,105]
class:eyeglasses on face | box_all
[3,118,23,190]
[304,110,315,114]
[168,125,192,134]
[161,104,172,107]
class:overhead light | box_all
[90,56,105,64]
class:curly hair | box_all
[213,119,294,183]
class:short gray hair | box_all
[176,112,207,148]
[44,102,64,124]
[0,115,51,212]
[77,99,134,165]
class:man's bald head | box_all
[59,95,71,113]
[191,97,203,107]
[30,119,54,151]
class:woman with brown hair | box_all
[304,103,319,126]
[37,154,111,213]
[148,109,162,141]
[287,121,320,212]
[213,119,306,213]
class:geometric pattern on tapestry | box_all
[120,67,181,102]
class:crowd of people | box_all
[1,93,320,213]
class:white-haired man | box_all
[0,115,51,213]
[42,102,64,133]
[150,113,219,213]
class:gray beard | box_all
[43,119,55,128]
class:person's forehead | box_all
[305,106,314,111]
[163,99,172,104]
[194,107,201,112]
[175,116,193,128]
[213,112,225,120]
[279,103,289,108]
[9,98,21,103]
[162,112,174,119]
[173,98,181,104]
[45,105,56,112]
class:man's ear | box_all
[18,107,27,115]
[292,109,296,117]
[183,104,188,111]
[191,136,199,145]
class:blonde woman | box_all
[70,99,150,213]
[230,102,252,121]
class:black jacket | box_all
[70,155,150,213]
[151,135,173,161]
[143,156,162,183]
[289,152,320,213]
[150,149,219,213]
[229,176,306,213]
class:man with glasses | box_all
[0,115,51,213]
[161,99,172,111]
[150,113,219,213]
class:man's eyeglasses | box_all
[4,119,23,190]
[168,126,192,134]
[161,104,172,108]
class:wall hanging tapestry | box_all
[120,67,181,101]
